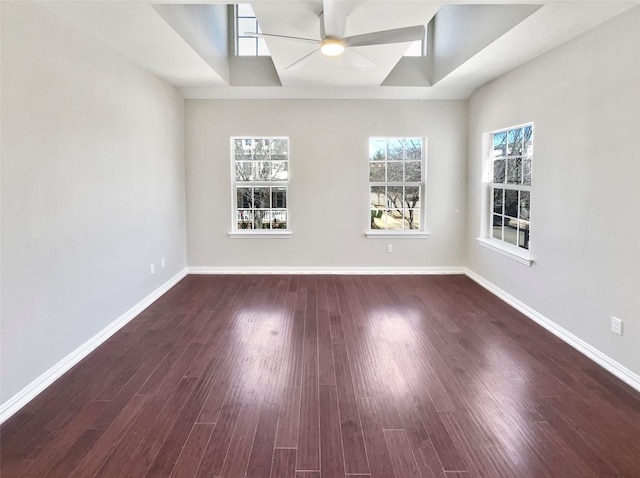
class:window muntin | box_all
[490,124,532,249]
[232,138,288,230]
[235,4,270,56]
[369,138,425,231]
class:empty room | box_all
[1,1,639,477]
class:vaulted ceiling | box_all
[42,1,635,99]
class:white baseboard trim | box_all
[188,266,466,275]
[464,268,640,393]
[0,268,188,425]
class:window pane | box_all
[504,218,518,245]
[271,139,288,160]
[507,158,522,184]
[387,209,404,230]
[371,207,385,229]
[272,211,287,229]
[272,187,287,208]
[493,132,507,159]
[370,139,386,161]
[493,188,504,214]
[238,37,256,56]
[254,210,270,229]
[257,38,270,56]
[253,139,270,160]
[505,189,518,218]
[235,162,253,181]
[492,215,503,240]
[524,125,533,158]
[369,162,385,182]
[387,186,403,208]
[238,18,258,35]
[404,210,420,229]
[508,128,523,156]
[254,187,270,208]
[237,210,253,229]
[271,161,288,181]
[387,162,403,182]
[371,186,385,208]
[253,162,271,181]
[519,191,530,220]
[237,187,252,208]
[237,4,255,17]
[405,139,422,161]
[387,139,404,161]
[518,220,530,249]
[493,159,505,184]
[234,139,252,161]
[405,186,420,208]
[523,159,532,186]
[405,161,421,182]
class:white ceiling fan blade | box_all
[343,25,425,48]
[322,0,345,38]
[244,32,320,44]
[285,48,321,71]
[344,48,375,71]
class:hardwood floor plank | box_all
[2,275,639,478]
[194,385,245,477]
[319,385,346,478]
[271,448,296,478]
[244,383,283,478]
[44,428,102,478]
[332,342,370,475]
[384,429,421,478]
[357,397,396,478]
[275,386,301,448]
[169,424,213,478]
[296,338,320,472]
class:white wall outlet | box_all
[160,257,165,268]
[387,244,393,253]
[611,316,623,336]
[150,263,155,275]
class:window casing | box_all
[489,124,533,250]
[369,138,425,231]
[232,138,288,231]
[235,4,270,56]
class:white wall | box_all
[466,8,640,376]
[185,99,467,269]
[0,2,187,403]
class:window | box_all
[235,4,270,56]
[369,138,425,231]
[490,124,533,250]
[232,137,288,231]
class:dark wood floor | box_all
[2,274,639,478]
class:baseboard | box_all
[0,268,188,425]
[464,268,640,393]
[188,266,466,275]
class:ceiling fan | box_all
[245,0,426,71]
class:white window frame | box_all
[477,123,533,265]
[366,137,429,238]
[229,137,291,238]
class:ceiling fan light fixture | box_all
[320,38,345,56]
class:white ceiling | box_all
[41,1,637,99]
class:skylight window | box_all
[236,4,270,56]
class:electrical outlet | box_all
[611,316,623,336]
[387,244,393,253]
[150,263,156,275]
[161,257,165,268]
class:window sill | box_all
[228,231,292,239]
[476,238,533,266]
[366,231,431,239]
